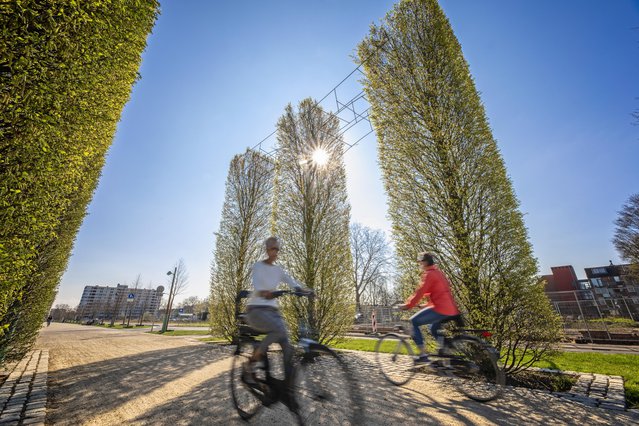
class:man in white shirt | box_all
[244,236,308,389]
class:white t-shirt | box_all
[247,261,301,308]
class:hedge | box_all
[0,0,160,363]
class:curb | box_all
[533,367,628,411]
[0,350,48,425]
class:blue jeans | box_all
[410,307,451,347]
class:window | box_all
[591,267,608,275]
[590,278,603,287]
[580,292,594,300]
[613,276,621,283]
[577,281,591,290]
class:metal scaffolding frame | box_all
[250,62,375,159]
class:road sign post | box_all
[126,293,135,327]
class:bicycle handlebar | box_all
[235,288,313,303]
[270,289,314,298]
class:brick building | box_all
[543,263,638,320]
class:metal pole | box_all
[161,267,177,333]
[574,291,592,342]
[591,296,612,340]
[621,296,635,322]
[110,287,121,327]
[138,301,146,326]
[126,300,133,327]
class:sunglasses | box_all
[268,247,280,252]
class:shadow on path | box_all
[40,324,638,425]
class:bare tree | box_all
[50,304,75,322]
[171,260,189,299]
[613,193,639,279]
[163,260,189,330]
[363,276,394,306]
[350,223,390,311]
[124,274,142,326]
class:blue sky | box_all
[54,1,639,307]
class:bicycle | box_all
[229,289,361,425]
[374,309,505,402]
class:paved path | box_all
[1,323,636,425]
[0,349,48,425]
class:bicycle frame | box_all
[232,290,316,394]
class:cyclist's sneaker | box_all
[413,354,430,364]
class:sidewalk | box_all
[0,350,48,425]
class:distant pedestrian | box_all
[47,315,53,326]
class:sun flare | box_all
[311,148,329,166]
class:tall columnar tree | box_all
[613,193,639,279]
[209,150,275,341]
[0,1,159,363]
[357,0,561,371]
[273,98,354,344]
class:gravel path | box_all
[35,323,638,425]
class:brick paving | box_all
[28,324,638,424]
[342,350,633,412]
[547,369,628,411]
[0,350,48,426]
[0,343,632,426]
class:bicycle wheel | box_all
[375,333,415,386]
[293,344,361,425]
[446,335,504,402]
[229,340,263,420]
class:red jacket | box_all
[405,265,459,316]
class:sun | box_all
[311,148,329,166]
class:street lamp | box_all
[109,284,122,327]
[160,267,177,333]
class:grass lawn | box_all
[168,322,210,327]
[332,337,639,408]
[95,323,130,329]
[532,351,639,408]
[148,329,212,336]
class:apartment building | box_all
[78,284,165,320]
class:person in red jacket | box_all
[399,252,460,363]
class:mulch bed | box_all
[507,370,577,393]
